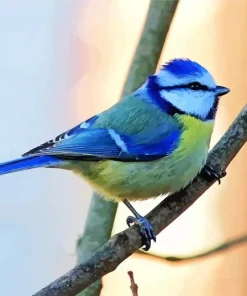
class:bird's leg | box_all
[201,164,227,184]
[123,199,156,251]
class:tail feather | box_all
[0,155,62,175]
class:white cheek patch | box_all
[160,90,215,120]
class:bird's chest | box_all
[168,115,214,189]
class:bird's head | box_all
[146,58,230,121]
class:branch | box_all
[122,0,180,96]
[164,233,247,262]
[76,196,116,296]
[128,271,138,296]
[34,105,247,296]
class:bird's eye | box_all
[187,82,207,90]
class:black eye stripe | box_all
[160,82,213,91]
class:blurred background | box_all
[0,0,247,295]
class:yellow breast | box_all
[175,114,215,152]
[167,114,215,191]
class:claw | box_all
[126,216,137,227]
[202,165,227,184]
[126,215,156,251]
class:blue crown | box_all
[163,58,207,77]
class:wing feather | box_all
[23,115,98,156]
[29,126,181,161]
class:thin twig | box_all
[34,105,247,296]
[164,233,247,262]
[128,271,138,296]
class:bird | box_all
[0,58,230,251]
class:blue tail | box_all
[0,155,62,175]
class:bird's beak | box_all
[216,85,230,96]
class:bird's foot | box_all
[201,165,227,184]
[126,215,156,251]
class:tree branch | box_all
[164,233,247,262]
[34,105,247,296]
[122,0,180,96]
[128,271,138,296]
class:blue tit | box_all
[0,58,230,250]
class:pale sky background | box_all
[0,1,93,295]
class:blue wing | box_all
[23,115,98,156]
[27,125,181,161]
